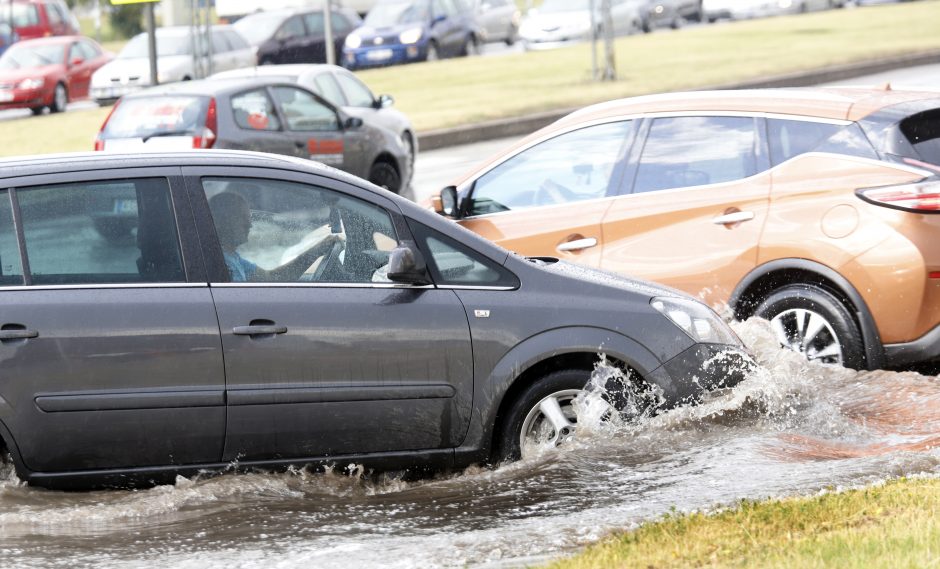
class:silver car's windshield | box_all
[119,32,192,58]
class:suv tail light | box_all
[93,99,122,151]
[193,97,217,149]
[857,180,940,213]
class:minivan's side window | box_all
[16,179,184,285]
[0,191,24,285]
[232,88,281,131]
[767,119,844,166]
[633,116,757,193]
[408,220,518,288]
[469,121,634,216]
[272,86,339,131]
[203,178,398,284]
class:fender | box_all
[0,415,28,481]
[455,326,672,465]
[728,258,884,370]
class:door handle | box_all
[556,237,598,252]
[233,325,288,336]
[0,328,39,341]
[712,211,755,225]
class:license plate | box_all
[112,199,137,214]
[366,48,393,61]
[0,90,13,102]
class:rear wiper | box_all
[142,130,195,142]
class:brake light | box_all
[93,99,122,151]
[857,180,940,213]
[193,97,217,149]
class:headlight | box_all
[399,27,422,44]
[17,77,44,89]
[345,33,362,49]
[651,296,741,346]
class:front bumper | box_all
[343,43,428,68]
[655,344,755,406]
[0,86,51,109]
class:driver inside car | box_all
[208,191,343,282]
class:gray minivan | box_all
[0,150,751,489]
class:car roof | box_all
[555,87,940,126]
[8,35,81,47]
[211,63,342,80]
[122,76,308,98]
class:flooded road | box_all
[2,318,939,568]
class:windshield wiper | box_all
[142,130,195,142]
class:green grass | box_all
[2,1,940,157]
[546,477,940,569]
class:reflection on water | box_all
[1,318,939,568]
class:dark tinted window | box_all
[0,191,24,285]
[408,221,518,288]
[470,121,634,215]
[203,177,398,284]
[634,116,757,193]
[17,179,184,285]
[767,119,844,166]
[900,109,940,166]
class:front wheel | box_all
[50,83,67,113]
[425,41,439,62]
[755,284,865,369]
[368,160,401,194]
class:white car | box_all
[90,26,256,105]
[519,0,643,51]
[704,0,842,21]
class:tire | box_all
[426,41,439,62]
[504,24,517,46]
[497,369,592,463]
[50,83,67,113]
[462,34,480,57]
[30,106,44,115]
[755,283,865,369]
[402,131,416,187]
[368,160,401,194]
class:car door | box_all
[0,169,225,474]
[457,120,637,268]
[431,0,462,55]
[223,87,300,157]
[300,11,329,63]
[66,40,92,98]
[268,84,370,178]
[185,168,473,461]
[599,115,772,308]
[274,15,310,64]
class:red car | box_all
[0,35,111,114]
[3,0,79,41]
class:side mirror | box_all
[432,14,447,25]
[70,57,84,67]
[439,185,459,218]
[387,241,431,285]
[374,94,394,109]
[344,116,363,129]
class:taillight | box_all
[193,97,217,149]
[857,180,940,213]
[94,99,122,151]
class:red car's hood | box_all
[0,64,60,83]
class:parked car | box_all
[343,0,480,68]
[0,35,112,114]
[210,63,417,188]
[465,0,520,45]
[0,149,750,489]
[89,25,255,105]
[703,0,841,21]
[0,0,78,42]
[639,0,703,31]
[431,87,940,371]
[94,77,413,194]
[518,0,643,51]
[232,7,362,65]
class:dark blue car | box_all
[342,0,480,69]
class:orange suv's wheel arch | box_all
[728,259,885,370]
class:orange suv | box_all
[433,87,940,370]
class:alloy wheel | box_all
[519,389,581,458]
[769,308,844,365]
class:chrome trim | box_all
[556,237,598,252]
[711,211,755,225]
[210,282,436,289]
[439,285,516,291]
[0,282,206,292]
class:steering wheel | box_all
[310,239,344,282]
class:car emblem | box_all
[474,309,490,318]
[375,37,384,45]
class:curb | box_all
[416,49,940,151]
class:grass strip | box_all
[545,477,940,569]
[2,1,940,157]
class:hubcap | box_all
[519,389,581,458]
[769,308,843,365]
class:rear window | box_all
[899,109,940,166]
[101,96,209,139]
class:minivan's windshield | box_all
[233,11,289,45]
[0,43,64,69]
[119,32,192,58]
[364,0,428,27]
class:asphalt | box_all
[417,48,940,151]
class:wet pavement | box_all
[1,318,938,568]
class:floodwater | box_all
[2,319,939,568]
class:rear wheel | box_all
[755,283,865,369]
[50,83,67,113]
[29,106,44,115]
[426,41,439,62]
[368,160,401,194]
